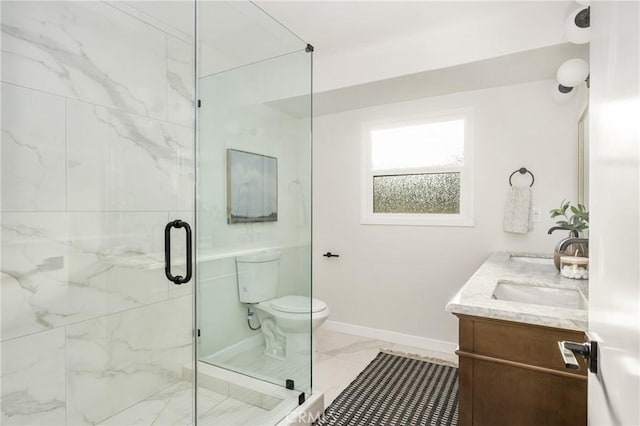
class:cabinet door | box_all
[457,315,587,426]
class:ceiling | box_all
[255,1,576,56]
[269,42,589,116]
[120,1,586,107]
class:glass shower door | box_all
[1,1,195,425]
[195,2,313,424]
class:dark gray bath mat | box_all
[313,352,458,426]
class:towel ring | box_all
[509,167,535,187]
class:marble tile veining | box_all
[1,1,196,424]
[1,83,66,212]
[446,252,589,331]
[66,296,193,425]
[66,100,193,212]
[1,213,71,340]
[1,212,182,341]
[1,1,168,120]
[198,398,269,426]
[1,328,66,425]
[167,36,194,128]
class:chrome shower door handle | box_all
[164,220,192,285]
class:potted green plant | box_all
[548,200,589,270]
[549,200,589,237]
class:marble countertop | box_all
[446,252,588,331]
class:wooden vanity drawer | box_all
[458,315,587,375]
[456,314,588,426]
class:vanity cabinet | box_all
[455,314,587,426]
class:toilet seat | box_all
[270,296,327,314]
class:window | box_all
[361,110,473,226]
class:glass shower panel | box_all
[1,1,195,425]
[196,3,312,424]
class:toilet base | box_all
[261,321,313,363]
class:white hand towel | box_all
[503,186,533,234]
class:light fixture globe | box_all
[551,81,576,104]
[566,6,590,44]
[576,0,590,6]
[557,58,590,87]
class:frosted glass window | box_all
[362,110,473,226]
[373,173,460,214]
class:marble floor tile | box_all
[317,332,394,366]
[98,382,226,426]
[312,356,364,405]
[198,398,269,426]
[312,327,457,406]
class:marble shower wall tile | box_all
[167,35,194,127]
[67,100,193,212]
[1,328,66,425]
[1,83,66,212]
[67,295,193,425]
[1,213,71,340]
[1,1,167,120]
[65,212,171,318]
[1,212,176,341]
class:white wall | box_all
[313,79,584,346]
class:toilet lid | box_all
[271,296,327,314]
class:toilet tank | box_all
[235,251,281,303]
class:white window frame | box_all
[360,109,474,227]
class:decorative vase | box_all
[553,233,589,271]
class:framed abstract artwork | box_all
[226,149,278,224]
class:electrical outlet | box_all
[532,206,543,223]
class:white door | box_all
[588,1,640,424]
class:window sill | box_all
[360,213,474,227]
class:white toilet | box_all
[235,250,329,360]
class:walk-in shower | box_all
[1,1,313,425]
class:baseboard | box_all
[321,320,457,356]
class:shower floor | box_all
[97,358,303,426]
[202,338,311,392]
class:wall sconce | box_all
[557,58,590,87]
[566,4,590,44]
[553,2,591,103]
[551,81,577,103]
[552,58,589,103]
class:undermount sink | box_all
[492,280,587,310]
[508,254,554,265]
